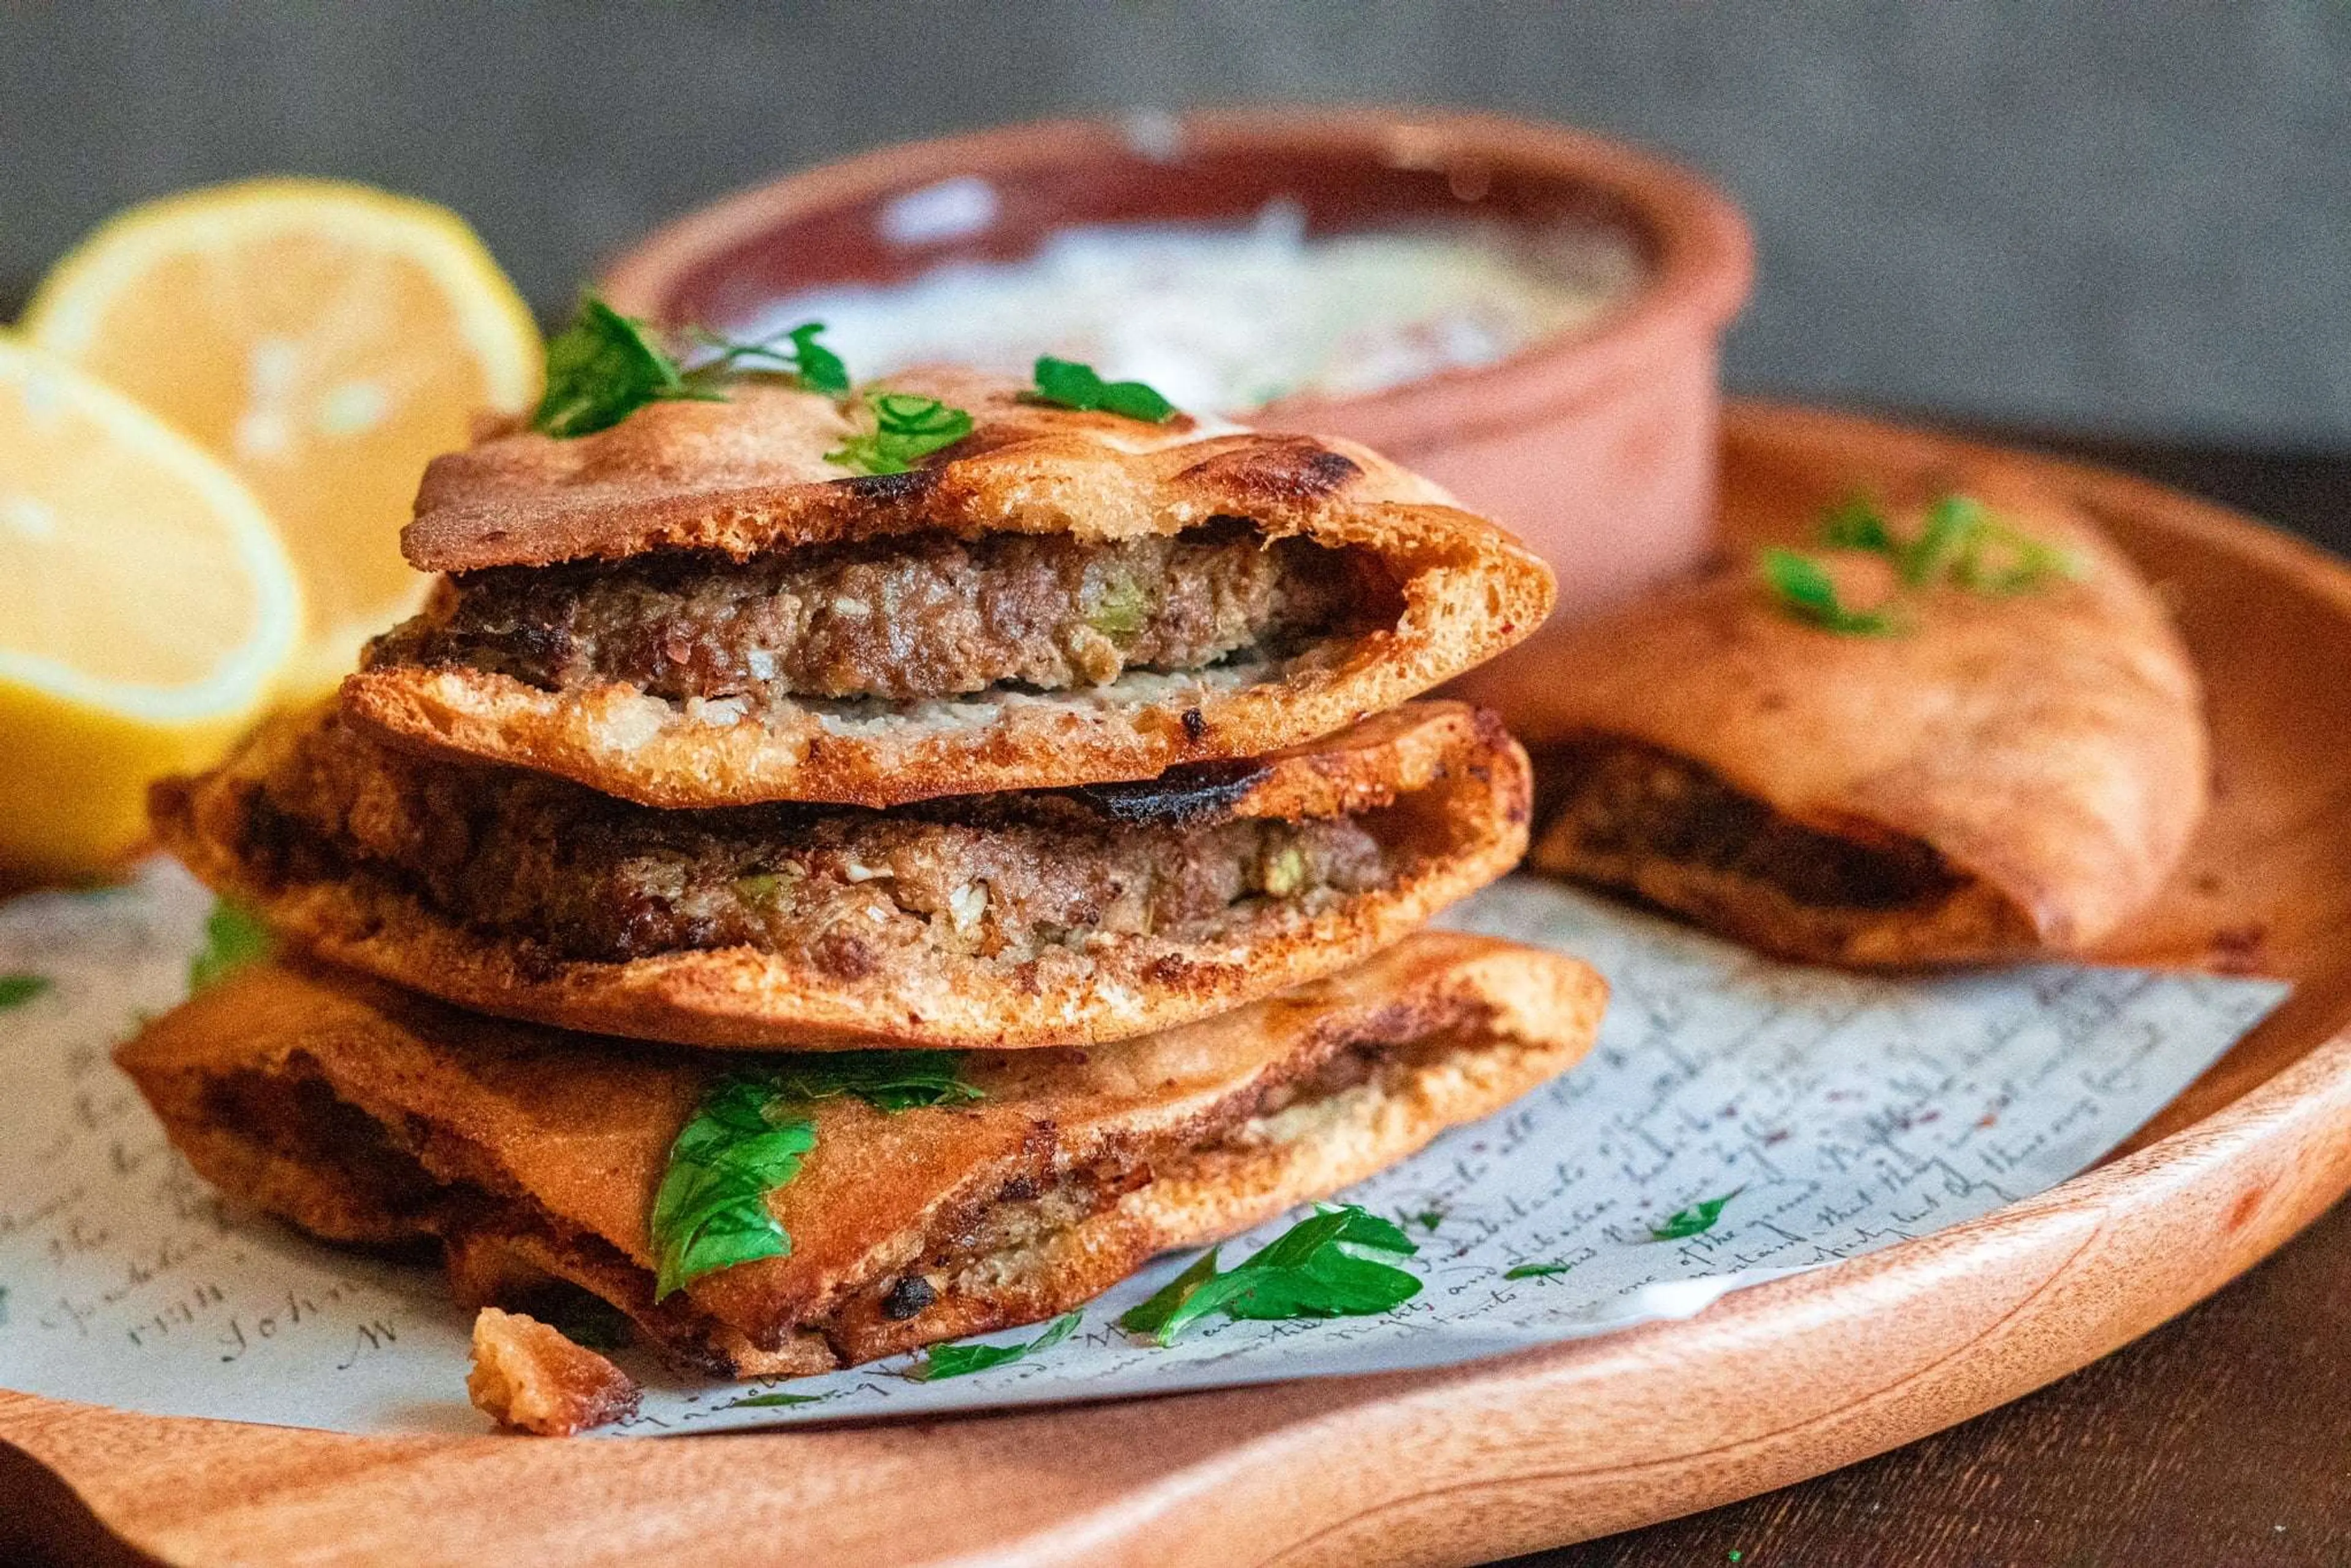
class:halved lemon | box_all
[21,178,540,694]
[0,336,302,879]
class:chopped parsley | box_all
[650,1079,816,1300]
[649,1054,981,1299]
[0,973,52,1010]
[1773,491,2083,632]
[1932,495,2085,595]
[768,1049,984,1113]
[188,903,274,992]
[1646,1189,1742,1242]
[1026,356,1178,423]
[533,296,711,438]
[1503,1261,1575,1280]
[720,1390,827,1409]
[1758,547,1901,636]
[1117,1205,1420,1345]
[1900,493,1982,586]
[533,295,852,438]
[688,320,851,397]
[826,391,974,475]
[909,1310,1080,1381]
[1818,495,1895,554]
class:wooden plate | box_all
[6,402,2348,1568]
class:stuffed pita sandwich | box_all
[153,700,1531,1049]
[343,368,1554,809]
[116,932,1605,1377]
[1466,480,2207,966]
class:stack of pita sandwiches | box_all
[119,358,1608,1431]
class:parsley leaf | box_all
[720,1390,827,1409]
[534,300,858,440]
[826,392,974,475]
[1899,493,1984,586]
[648,1055,982,1299]
[188,903,274,992]
[1027,356,1178,423]
[1647,1189,1742,1242]
[1944,506,2085,595]
[768,1049,984,1113]
[910,1310,1081,1381]
[1758,547,1901,636]
[1117,1205,1420,1345]
[1818,495,1895,553]
[1813,492,2083,599]
[1503,1261,1575,1280]
[533,295,711,438]
[650,1079,817,1300]
[0,974,52,1010]
[687,320,851,397]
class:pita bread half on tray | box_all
[340,368,1554,809]
[116,932,1605,1378]
[152,700,1531,1050]
[1463,474,2208,967]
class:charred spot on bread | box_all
[1074,759,1272,827]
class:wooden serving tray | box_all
[5,402,2347,1568]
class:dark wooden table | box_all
[1520,431,2351,1568]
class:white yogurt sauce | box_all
[729,199,1643,415]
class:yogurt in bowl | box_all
[729,198,1645,417]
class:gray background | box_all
[5,2,2348,447]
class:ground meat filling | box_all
[1540,739,1963,911]
[368,521,1387,702]
[238,721,1392,967]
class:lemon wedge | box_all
[0,336,302,878]
[21,178,540,696]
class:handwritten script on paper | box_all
[0,863,2286,1435]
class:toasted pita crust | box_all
[466,1308,640,1435]
[116,934,1605,1376]
[342,369,1555,808]
[153,701,1532,1049]
[1463,472,2206,965]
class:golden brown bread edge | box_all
[115,932,1607,1377]
[152,700,1534,1050]
[466,1308,641,1436]
[1458,468,2207,966]
[340,369,1558,809]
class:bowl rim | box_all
[599,103,1755,450]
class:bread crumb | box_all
[467,1307,640,1435]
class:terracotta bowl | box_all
[601,107,1754,621]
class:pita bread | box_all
[1463,473,2206,965]
[153,700,1532,1049]
[342,369,1554,809]
[116,933,1605,1376]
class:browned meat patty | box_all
[1539,739,1963,911]
[234,718,1389,969]
[367,521,1387,703]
